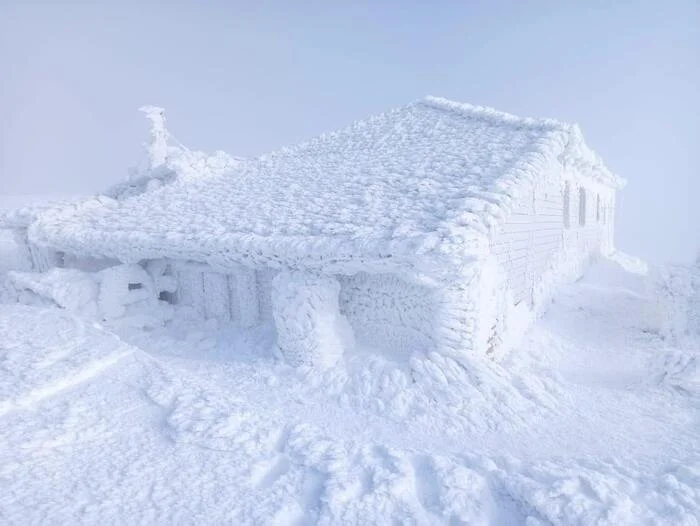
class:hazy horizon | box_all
[1,1,697,264]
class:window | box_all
[563,182,571,229]
[159,290,176,303]
[596,194,601,223]
[128,282,143,291]
[579,188,587,226]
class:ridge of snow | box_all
[424,96,624,190]
[422,95,566,130]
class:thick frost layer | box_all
[271,271,353,367]
[0,195,80,229]
[30,97,621,280]
[6,265,173,330]
[645,258,700,398]
[104,148,244,201]
[646,260,699,343]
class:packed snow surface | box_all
[30,98,621,277]
[1,254,698,525]
[0,305,134,416]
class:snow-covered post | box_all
[9,227,34,271]
[271,270,350,368]
[139,105,168,169]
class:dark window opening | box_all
[128,282,143,291]
[159,290,176,303]
[579,188,587,227]
[563,182,571,229]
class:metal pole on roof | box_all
[139,105,168,169]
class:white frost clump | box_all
[7,264,173,329]
[271,271,353,368]
[646,263,695,343]
[104,106,243,201]
[646,257,700,398]
[7,268,100,317]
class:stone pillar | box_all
[271,270,350,368]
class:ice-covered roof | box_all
[104,147,244,200]
[31,97,622,281]
[0,196,82,229]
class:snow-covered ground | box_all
[1,254,698,525]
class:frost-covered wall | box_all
[2,227,61,273]
[492,161,616,312]
[170,263,443,359]
[173,260,262,330]
[271,271,352,367]
[256,268,276,326]
[485,162,618,356]
[491,173,565,307]
[338,273,437,356]
[432,264,488,356]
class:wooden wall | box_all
[491,175,615,307]
[174,261,262,328]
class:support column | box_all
[271,270,350,368]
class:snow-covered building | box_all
[29,97,624,366]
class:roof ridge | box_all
[421,96,568,132]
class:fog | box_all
[1,1,697,264]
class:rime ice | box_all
[24,97,623,366]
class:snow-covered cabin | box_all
[30,97,624,366]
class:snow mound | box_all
[127,361,699,525]
[645,257,700,344]
[0,304,135,416]
[305,351,562,433]
[7,265,173,329]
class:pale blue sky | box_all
[0,1,697,263]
